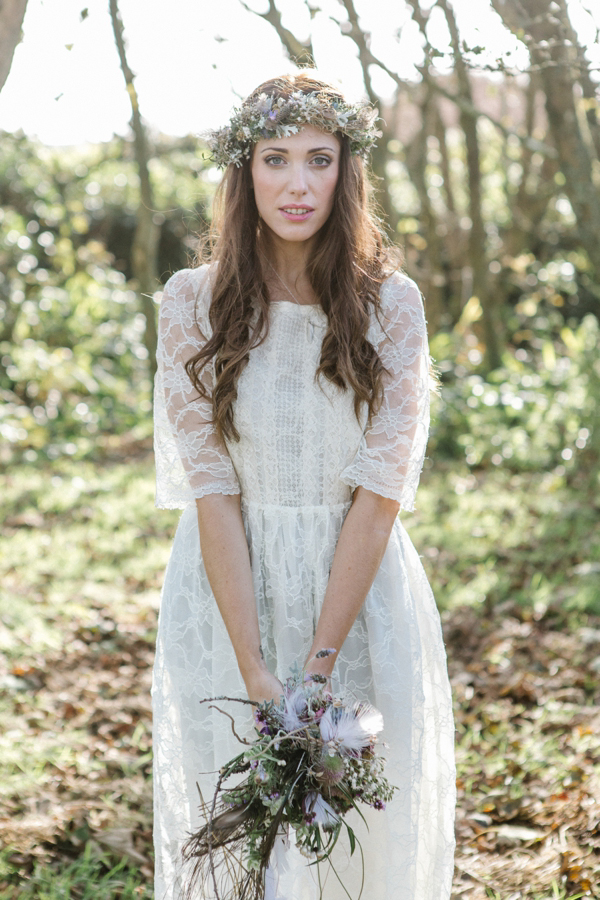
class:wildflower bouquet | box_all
[182,650,395,900]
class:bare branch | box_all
[237,0,315,65]
[418,67,558,158]
[337,0,559,158]
[338,0,377,104]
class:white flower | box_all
[319,702,383,755]
[278,685,308,732]
[303,791,340,830]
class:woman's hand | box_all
[244,664,284,706]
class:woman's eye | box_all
[265,156,286,166]
[311,156,332,167]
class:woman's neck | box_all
[259,233,314,285]
[259,234,317,303]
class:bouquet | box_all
[181,650,396,900]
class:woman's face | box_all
[250,125,340,246]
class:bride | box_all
[152,72,456,900]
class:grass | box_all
[1,449,599,898]
[405,462,600,617]
[0,842,153,899]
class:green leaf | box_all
[347,823,356,856]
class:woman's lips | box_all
[279,207,314,221]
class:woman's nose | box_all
[288,164,308,195]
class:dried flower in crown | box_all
[204,89,382,168]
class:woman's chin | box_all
[266,222,324,246]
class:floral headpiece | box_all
[205,89,382,168]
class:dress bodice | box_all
[227,301,364,508]
[154,264,431,513]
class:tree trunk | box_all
[338,0,399,236]
[0,0,28,94]
[403,83,445,334]
[437,0,502,370]
[109,0,159,378]
[491,0,600,277]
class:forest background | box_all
[0,0,599,897]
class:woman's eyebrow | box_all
[259,146,338,154]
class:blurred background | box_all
[0,1,599,897]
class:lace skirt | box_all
[152,502,456,900]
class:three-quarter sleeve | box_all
[339,272,430,511]
[153,266,241,509]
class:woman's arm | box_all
[304,486,400,678]
[310,275,430,677]
[157,270,281,705]
[196,493,283,705]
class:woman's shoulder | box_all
[376,268,425,329]
[160,264,217,327]
[163,263,216,300]
[380,269,422,307]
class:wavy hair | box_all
[186,73,403,444]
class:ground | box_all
[0,448,598,899]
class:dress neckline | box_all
[269,300,322,310]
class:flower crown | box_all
[205,89,382,168]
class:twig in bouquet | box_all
[199,695,259,707]
[208,768,225,900]
[207,703,253,745]
[256,723,314,757]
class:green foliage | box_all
[429,313,599,479]
[2,128,599,489]
[0,131,215,466]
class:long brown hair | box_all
[186,73,403,444]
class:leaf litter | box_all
[0,456,598,897]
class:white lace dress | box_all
[152,264,456,900]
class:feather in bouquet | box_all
[181,650,396,900]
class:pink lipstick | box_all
[279,205,314,221]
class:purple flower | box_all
[253,708,271,736]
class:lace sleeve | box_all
[153,266,241,509]
[339,273,430,511]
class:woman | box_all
[152,73,456,900]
